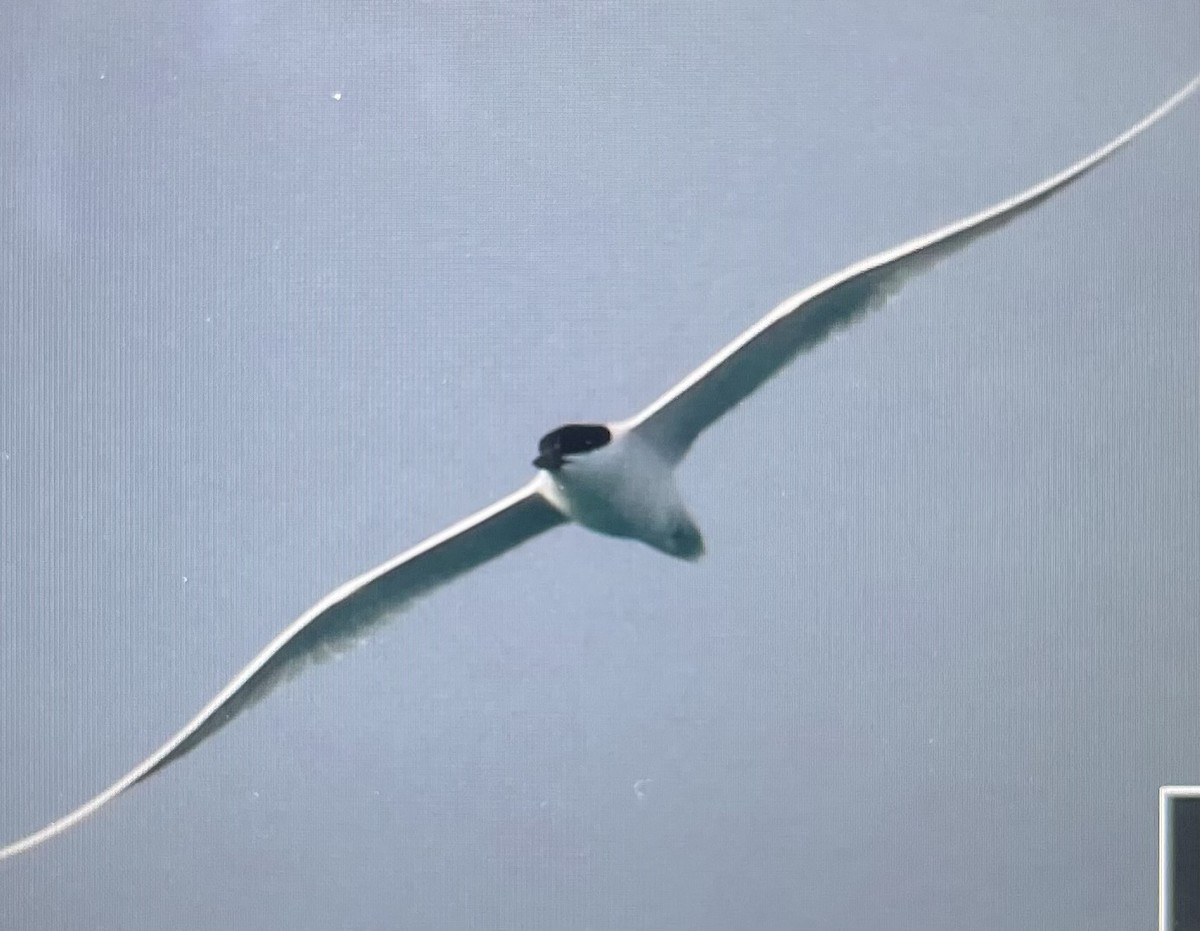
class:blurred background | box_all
[1,1,1198,927]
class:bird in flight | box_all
[3,72,1197,860]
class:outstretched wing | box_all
[626,73,1200,463]
[1,477,565,860]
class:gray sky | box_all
[2,2,1198,928]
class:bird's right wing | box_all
[625,73,1200,463]
[1,476,566,860]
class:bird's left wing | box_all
[625,73,1200,463]
[1,477,565,860]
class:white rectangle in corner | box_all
[1160,786,1200,931]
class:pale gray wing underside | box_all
[626,73,1200,463]
[0,479,564,860]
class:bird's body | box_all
[2,70,1197,860]
[537,424,705,559]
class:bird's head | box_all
[533,423,612,471]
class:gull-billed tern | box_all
[3,72,1197,860]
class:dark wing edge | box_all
[0,478,565,861]
[626,72,1200,462]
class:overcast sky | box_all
[2,2,1199,928]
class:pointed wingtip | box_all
[0,768,141,861]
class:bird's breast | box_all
[541,432,685,544]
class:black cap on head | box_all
[533,423,612,470]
